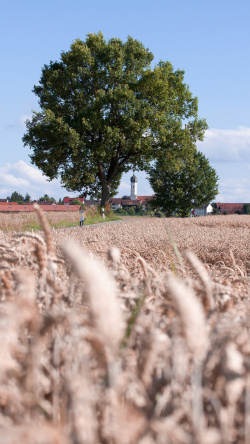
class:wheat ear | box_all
[33,204,54,256]
[62,241,125,358]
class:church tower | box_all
[130,173,138,200]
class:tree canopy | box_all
[148,151,219,217]
[24,192,31,202]
[23,32,207,206]
[242,204,250,215]
[71,199,85,210]
[7,191,25,204]
[39,194,55,201]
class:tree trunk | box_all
[101,181,111,207]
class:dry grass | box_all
[0,213,250,443]
[0,210,81,231]
[0,206,119,231]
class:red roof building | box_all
[216,203,245,214]
[63,197,84,204]
[0,205,81,212]
[37,200,57,205]
[0,201,17,205]
[121,199,142,206]
[137,195,154,204]
[110,196,154,210]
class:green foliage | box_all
[211,202,220,215]
[126,207,136,216]
[155,211,165,218]
[23,32,207,207]
[39,194,55,202]
[7,191,25,204]
[212,207,220,214]
[115,207,127,215]
[135,204,144,215]
[149,150,219,217]
[84,207,120,224]
[71,199,85,210]
[242,204,250,214]
[24,193,31,202]
[145,210,155,216]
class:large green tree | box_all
[7,191,24,204]
[242,204,250,215]
[39,194,55,201]
[23,32,207,206]
[148,151,219,217]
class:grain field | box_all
[0,210,250,443]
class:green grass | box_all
[52,221,83,229]
[4,214,121,232]
[83,214,121,225]
[51,215,121,228]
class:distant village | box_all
[0,174,249,216]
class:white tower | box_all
[130,173,138,200]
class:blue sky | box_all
[1,0,250,202]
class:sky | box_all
[1,0,250,202]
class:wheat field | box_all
[1,208,250,443]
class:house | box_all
[0,204,81,212]
[110,174,154,211]
[192,204,213,216]
[216,203,245,215]
[84,199,100,207]
[37,200,57,205]
[137,195,154,210]
[0,201,16,205]
[109,197,153,211]
[110,198,122,210]
[120,199,142,208]
[62,174,154,211]
[63,197,85,205]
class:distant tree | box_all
[71,199,85,210]
[126,207,136,216]
[7,191,24,204]
[24,192,31,202]
[148,150,219,217]
[242,204,250,214]
[58,198,62,204]
[212,207,220,215]
[115,207,127,215]
[23,32,207,207]
[39,194,55,201]
[135,204,144,215]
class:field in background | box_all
[1,213,250,443]
[53,214,250,279]
[0,205,120,231]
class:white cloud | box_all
[197,126,250,163]
[118,180,130,191]
[0,173,29,187]
[0,161,64,200]
[215,177,250,203]
[13,160,49,184]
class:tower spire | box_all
[130,172,138,200]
